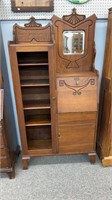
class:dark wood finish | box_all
[8,9,98,169]
[11,0,54,12]
[97,8,112,167]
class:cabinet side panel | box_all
[8,45,28,156]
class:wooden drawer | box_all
[57,76,98,113]
[58,122,96,153]
[58,112,97,124]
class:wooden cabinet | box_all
[0,75,20,178]
[0,120,14,178]
[0,24,20,178]
[9,43,57,169]
[9,10,99,169]
[97,8,112,167]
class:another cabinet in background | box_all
[97,8,112,167]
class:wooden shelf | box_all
[23,99,50,110]
[21,79,49,87]
[18,63,48,66]
[20,76,49,81]
[24,104,51,110]
[26,121,51,127]
[28,139,52,150]
[25,115,51,127]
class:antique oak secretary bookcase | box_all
[8,9,99,169]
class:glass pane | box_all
[63,31,85,55]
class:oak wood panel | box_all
[8,45,28,155]
[58,123,95,153]
[58,112,97,124]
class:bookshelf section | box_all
[17,51,52,152]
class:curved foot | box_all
[88,152,96,164]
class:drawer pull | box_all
[58,132,61,137]
[52,97,56,101]
[76,80,79,85]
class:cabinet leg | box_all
[8,170,15,179]
[22,158,29,170]
[88,152,96,164]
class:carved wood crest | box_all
[62,8,86,25]
[13,17,53,43]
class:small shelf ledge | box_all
[24,104,51,110]
[21,83,50,87]
[25,117,51,126]
[18,63,48,66]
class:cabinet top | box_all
[13,17,54,44]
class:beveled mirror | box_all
[63,31,85,55]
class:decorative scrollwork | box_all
[59,80,65,87]
[90,79,95,85]
[59,79,95,95]
[73,91,81,95]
